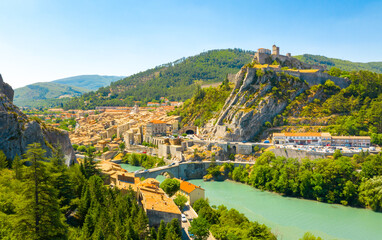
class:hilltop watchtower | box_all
[272,45,279,56]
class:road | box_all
[181,204,215,240]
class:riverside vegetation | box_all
[205,151,382,211]
[190,198,276,240]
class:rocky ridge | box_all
[0,74,76,165]
[207,64,349,141]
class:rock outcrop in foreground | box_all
[0,74,76,165]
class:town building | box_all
[146,120,167,136]
[331,136,371,147]
[272,132,371,147]
[273,132,326,145]
[137,178,181,227]
[176,179,205,206]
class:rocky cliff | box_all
[0,75,76,165]
[208,67,309,141]
[0,74,14,102]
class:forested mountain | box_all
[14,82,90,108]
[63,49,254,110]
[295,54,382,73]
[14,75,123,108]
[53,75,123,90]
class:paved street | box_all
[181,204,215,240]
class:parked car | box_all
[181,214,187,222]
[264,140,270,143]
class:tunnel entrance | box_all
[185,130,195,135]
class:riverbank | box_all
[188,179,382,240]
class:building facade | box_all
[273,132,371,147]
[146,120,167,136]
[176,179,205,206]
[331,136,371,147]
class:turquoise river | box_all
[120,164,382,240]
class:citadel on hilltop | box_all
[254,44,291,64]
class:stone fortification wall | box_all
[270,148,356,160]
[284,70,351,89]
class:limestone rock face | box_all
[0,76,75,165]
[0,74,14,102]
[210,67,309,141]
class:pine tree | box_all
[15,143,67,240]
[165,218,181,240]
[0,150,8,170]
[83,149,99,178]
[157,220,167,240]
[78,183,91,225]
[12,154,24,180]
[49,146,74,211]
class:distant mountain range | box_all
[14,75,123,108]
[295,54,382,73]
[52,75,124,91]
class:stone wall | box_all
[146,209,181,227]
[270,148,357,160]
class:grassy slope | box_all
[53,75,124,90]
[295,54,382,73]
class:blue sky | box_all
[0,0,381,89]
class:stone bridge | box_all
[134,161,254,180]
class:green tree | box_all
[160,179,180,197]
[15,143,67,240]
[165,218,182,240]
[119,142,126,152]
[189,217,210,240]
[359,176,382,211]
[49,146,74,211]
[193,198,210,213]
[300,232,323,240]
[333,149,342,159]
[81,149,99,179]
[0,151,8,170]
[77,145,86,152]
[157,220,167,240]
[12,154,24,180]
[173,194,188,210]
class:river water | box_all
[119,163,144,172]
[119,163,382,240]
[187,179,382,240]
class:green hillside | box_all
[14,82,90,108]
[53,75,123,90]
[63,49,254,110]
[295,54,382,73]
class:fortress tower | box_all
[272,45,279,56]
